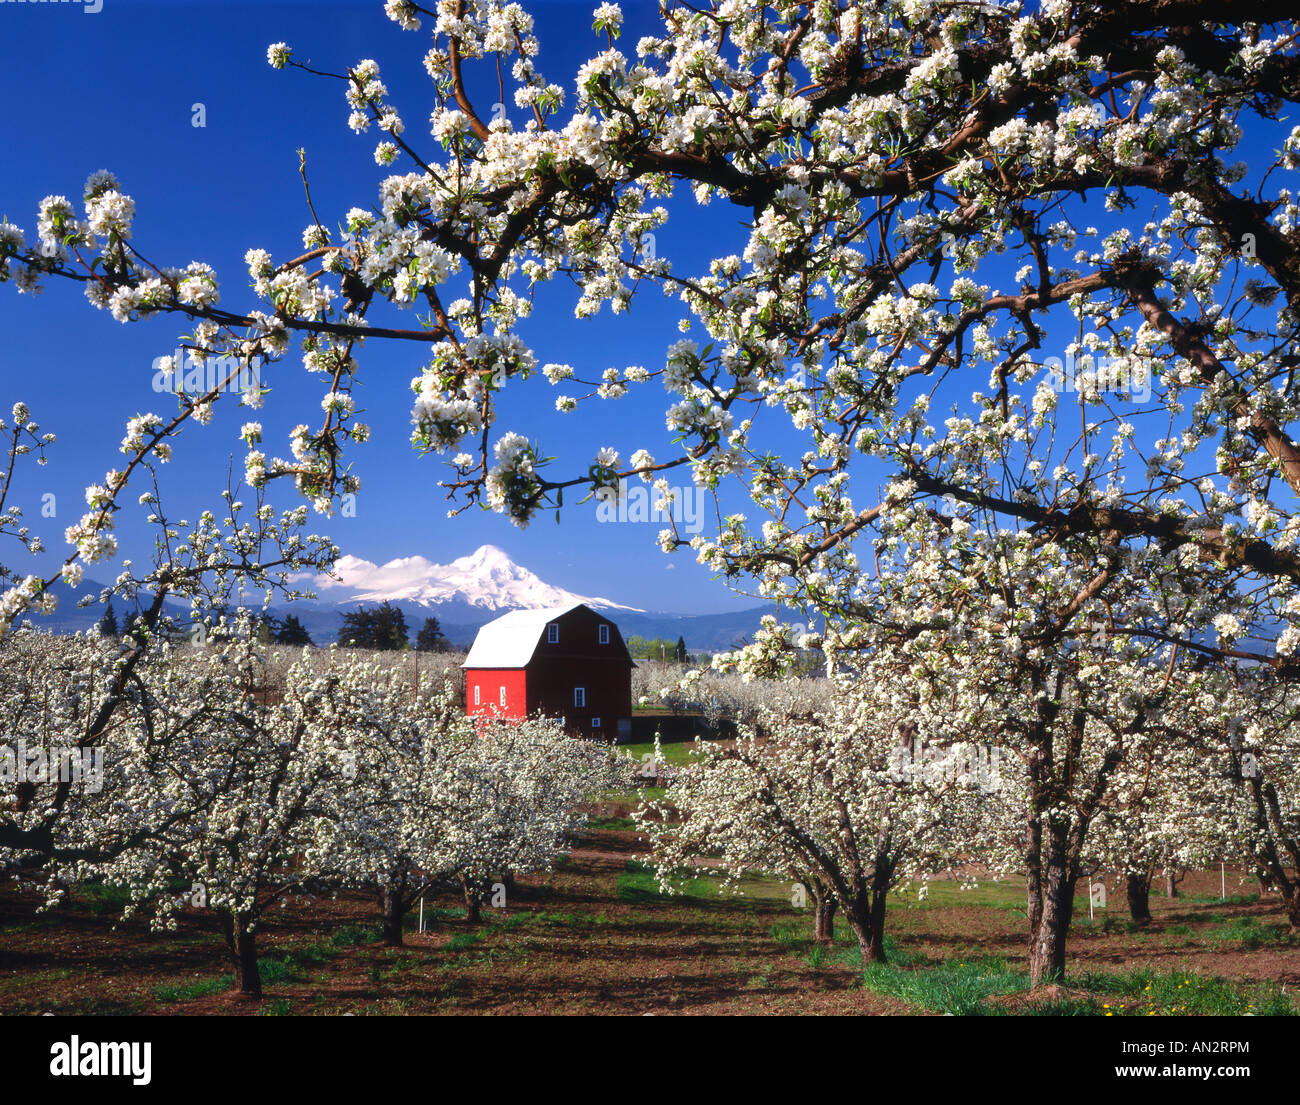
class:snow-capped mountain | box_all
[307,544,644,613]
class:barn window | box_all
[547,623,559,643]
[473,685,480,706]
[598,624,609,644]
[574,687,586,708]
[500,685,508,707]
[591,717,601,728]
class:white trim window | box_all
[598,624,609,644]
[499,685,508,707]
[574,687,586,708]
[473,685,481,706]
[547,623,559,643]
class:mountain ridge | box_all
[21,544,784,651]
[304,544,644,613]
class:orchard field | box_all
[1,806,1295,1017]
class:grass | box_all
[619,739,712,768]
[771,919,927,972]
[153,975,233,1003]
[1186,893,1260,906]
[888,878,1024,911]
[615,860,722,903]
[153,939,333,1003]
[439,931,485,954]
[78,877,191,916]
[862,955,1030,1015]
[328,923,384,947]
[1075,966,1297,1016]
[857,958,1298,1016]
[1203,916,1295,950]
[858,958,1299,1017]
[584,816,638,832]
[521,910,616,930]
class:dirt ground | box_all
[1,825,1296,1015]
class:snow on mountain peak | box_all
[308,545,643,613]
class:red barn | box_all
[462,604,634,740]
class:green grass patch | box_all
[584,816,638,832]
[772,921,925,971]
[522,910,615,930]
[862,955,1030,1015]
[619,739,714,768]
[329,923,384,947]
[1076,966,1297,1016]
[153,975,233,1003]
[890,879,1024,911]
[440,931,485,954]
[1186,893,1260,906]
[1203,916,1295,951]
[616,860,721,903]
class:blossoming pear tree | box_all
[0,422,338,863]
[1182,670,1300,930]
[784,499,1235,984]
[642,660,1008,964]
[307,664,624,943]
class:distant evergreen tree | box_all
[254,614,279,645]
[98,601,119,638]
[122,609,146,642]
[675,635,688,663]
[416,616,449,652]
[276,614,313,647]
[337,602,409,650]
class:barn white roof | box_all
[461,604,585,669]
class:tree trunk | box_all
[845,887,888,964]
[218,908,262,998]
[1026,823,1078,987]
[864,857,891,963]
[813,895,836,943]
[380,883,406,947]
[847,917,885,965]
[460,874,482,925]
[1126,871,1153,926]
[1282,881,1300,934]
[1028,876,1075,986]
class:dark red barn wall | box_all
[523,606,633,739]
[526,654,632,738]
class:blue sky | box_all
[0,0,776,614]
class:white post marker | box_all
[419,896,425,934]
